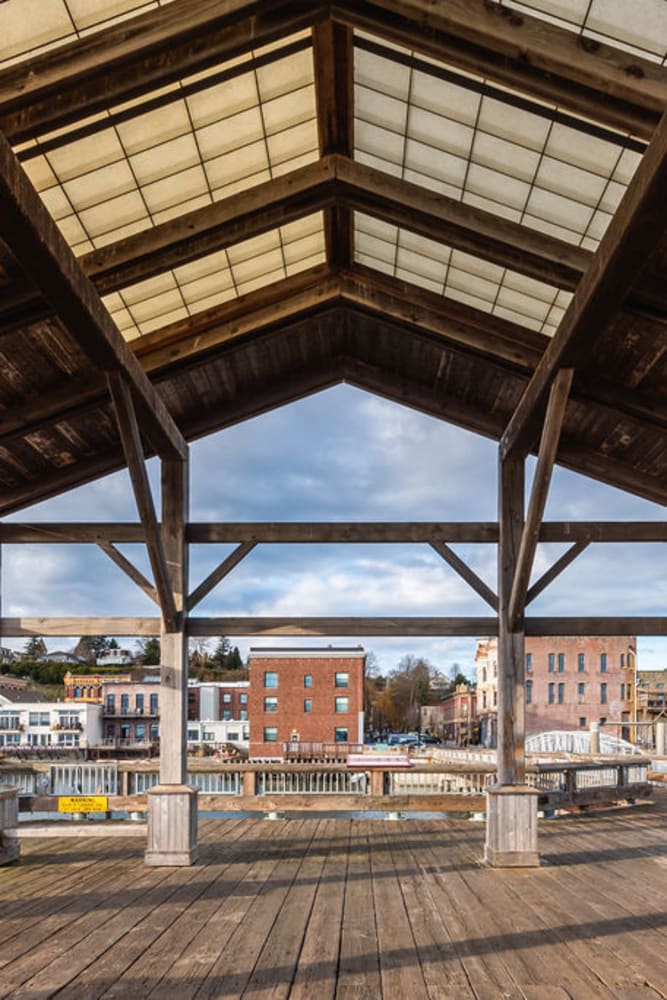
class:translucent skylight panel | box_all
[477,97,551,152]
[355,48,411,102]
[410,71,481,126]
[197,107,265,162]
[63,160,136,212]
[117,103,192,156]
[206,143,270,196]
[0,0,74,64]
[46,130,125,184]
[524,186,595,236]
[534,156,608,207]
[266,120,318,168]
[79,191,149,245]
[356,87,408,135]
[356,120,405,169]
[466,163,531,214]
[256,46,313,100]
[262,86,315,135]
[187,75,259,131]
[395,246,448,287]
[473,132,542,184]
[128,133,200,186]
[357,149,403,179]
[409,107,473,160]
[404,140,467,193]
[141,165,208,217]
[447,266,499,306]
[544,123,623,178]
[495,285,551,325]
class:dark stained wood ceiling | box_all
[0,0,665,516]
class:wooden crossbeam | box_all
[187,542,257,611]
[0,130,186,462]
[525,541,589,606]
[501,111,667,460]
[1,521,665,545]
[97,542,159,606]
[2,615,664,637]
[332,0,667,139]
[107,373,178,631]
[0,0,327,143]
[430,541,497,611]
[508,369,573,630]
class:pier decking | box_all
[1,791,666,999]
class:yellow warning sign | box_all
[58,796,108,813]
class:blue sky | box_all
[3,384,665,675]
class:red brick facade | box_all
[248,648,365,758]
[476,636,635,745]
[187,683,249,721]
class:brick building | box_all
[441,683,477,745]
[64,671,132,703]
[476,636,635,746]
[187,681,249,722]
[101,677,160,748]
[636,670,667,724]
[247,647,365,758]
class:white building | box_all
[0,701,103,749]
[186,718,249,750]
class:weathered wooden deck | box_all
[1,792,667,999]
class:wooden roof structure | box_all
[0,0,665,517]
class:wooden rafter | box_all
[0,0,328,143]
[107,373,178,631]
[508,369,573,630]
[0,130,186,462]
[525,541,590,607]
[502,111,667,460]
[332,0,667,139]
[98,542,159,606]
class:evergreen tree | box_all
[22,637,46,659]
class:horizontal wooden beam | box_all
[0,0,327,143]
[1,615,663,638]
[1,521,665,545]
[0,130,186,462]
[187,617,499,636]
[0,618,161,637]
[501,110,667,459]
[332,0,667,139]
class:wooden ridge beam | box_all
[0,618,161,637]
[525,541,589,606]
[98,542,159,606]
[188,617,500,637]
[107,373,178,631]
[430,540,498,611]
[0,0,327,143]
[508,369,574,629]
[0,130,186,461]
[332,0,667,139]
[187,542,257,612]
[501,111,667,460]
[313,22,354,269]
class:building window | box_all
[620,653,625,667]
[579,717,587,728]
[264,696,278,713]
[228,732,239,741]
[557,683,564,704]
[264,672,278,688]
[557,653,565,673]
[304,675,312,688]
[548,653,555,672]
[600,653,607,673]
[223,710,231,720]
[600,716,607,726]
[526,680,532,704]
[105,694,115,713]
[335,696,349,713]
[335,672,349,688]
[187,729,198,741]
[240,694,248,704]
[223,693,231,703]
[149,693,158,714]
[482,667,487,683]
[620,683,625,701]
[203,731,215,741]
[526,653,532,673]
[150,724,159,739]
[578,653,585,672]
[136,693,144,713]
[482,692,487,709]
[120,694,129,713]
[578,682,585,704]
[334,727,348,742]
[600,683,607,704]
[304,699,312,713]
[548,683,555,704]
[263,727,278,742]
[135,723,145,740]
[493,690,497,707]
[239,710,248,721]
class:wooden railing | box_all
[1,756,652,816]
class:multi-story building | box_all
[476,636,635,746]
[247,647,365,758]
[441,683,478,745]
[186,718,250,751]
[0,700,102,749]
[64,671,132,703]
[636,670,667,725]
[101,677,160,749]
[187,681,249,722]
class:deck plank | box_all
[0,792,664,999]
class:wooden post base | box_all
[145,784,198,866]
[0,787,20,864]
[485,784,540,867]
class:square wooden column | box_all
[145,456,198,866]
[485,451,539,867]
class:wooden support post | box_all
[485,450,539,867]
[145,455,198,867]
[655,721,666,756]
[0,787,19,865]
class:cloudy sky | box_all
[2,384,665,676]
